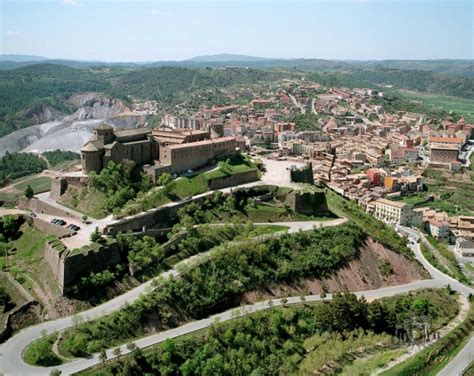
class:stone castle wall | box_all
[27,217,75,238]
[45,239,122,293]
[286,191,329,215]
[19,197,83,221]
[50,176,89,201]
[208,169,259,190]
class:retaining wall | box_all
[208,169,259,190]
[19,197,83,220]
[28,217,75,238]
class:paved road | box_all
[288,93,306,114]
[399,226,474,375]
[438,335,474,376]
[2,167,472,374]
[1,214,470,375]
[311,98,318,115]
[0,279,442,375]
[29,158,303,249]
[0,218,348,375]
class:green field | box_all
[121,156,259,217]
[13,176,52,194]
[397,90,474,122]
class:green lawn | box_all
[1,224,55,296]
[13,176,52,194]
[397,91,474,123]
[120,156,259,217]
[170,158,258,199]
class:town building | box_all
[81,124,236,178]
[372,198,413,226]
[455,238,474,257]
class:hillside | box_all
[1,62,473,139]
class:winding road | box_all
[1,207,473,374]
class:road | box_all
[0,226,462,376]
[438,336,474,376]
[1,163,473,375]
[311,98,318,115]
[0,279,442,375]
[288,93,306,114]
[0,217,348,375]
[398,226,474,375]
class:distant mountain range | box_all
[0,54,472,77]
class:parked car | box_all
[29,212,37,218]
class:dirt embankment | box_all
[244,237,426,302]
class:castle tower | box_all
[94,123,114,145]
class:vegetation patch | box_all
[42,149,80,167]
[120,155,258,217]
[23,333,62,367]
[75,289,457,375]
[326,190,414,258]
[57,223,366,357]
[13,176,52,194]
[381,295,474,376]
[423,235,470,285]
[0,152,47,187]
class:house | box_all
[455,238,474,257]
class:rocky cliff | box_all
[0,94,147,156]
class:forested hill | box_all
[1,62,474,138]
[0,64,287,137]
[108,66,286,100]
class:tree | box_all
[24,184,34,199]
[157,172,175,194]
[99,349,107,366]
[112,346,122,359]
[82,215,88,224]
[50,369,61,376]
[90,227,102,243]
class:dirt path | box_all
[373,294,470,375]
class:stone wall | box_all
[208,169,259,190]
[45,238,122,293]
[19,197,83,220]
[104,193,213,235]
[50,175,89,201]
[290,163,315,184]
[27,217,75,238]
[286,191,329,215]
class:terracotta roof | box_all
[429,136,463,144]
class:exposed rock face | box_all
[0,94,144,156]
[23,104,62,125]
[243,237,425,302]
[64,96,130,121]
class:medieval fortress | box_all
[80,123,237,178]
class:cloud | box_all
[62,0,81,6]
[151,8,161,16]
[7,30,20,37]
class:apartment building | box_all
[372,198,413,226]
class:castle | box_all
[81,124,237,178]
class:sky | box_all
[1,0,473,62]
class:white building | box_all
[373,198,413,226]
